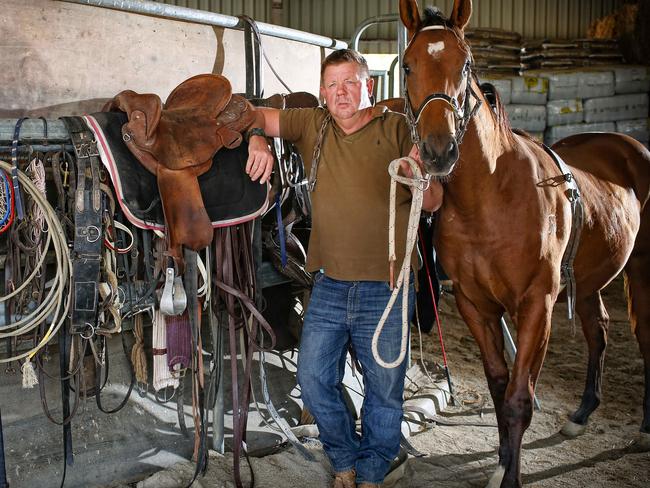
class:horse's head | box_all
[400,0,479,177]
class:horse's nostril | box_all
[419,142,432,160]
[446,140,459,163]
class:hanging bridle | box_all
[402,25,483,147]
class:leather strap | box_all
[542,145,584,327]
[10,117,27,221]
[307,113,331,192]
[61,116,105,336]
[214,222,277,488]
[0,409,8,488]
[185,249,209,485]
[59,324,74,484]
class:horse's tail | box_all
[624,198,650,336]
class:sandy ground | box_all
[133,275,650,487]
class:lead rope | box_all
[372,157,429,369]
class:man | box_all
[246,49,442,487]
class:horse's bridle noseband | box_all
[402,25,483,147]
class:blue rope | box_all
[0,172,11,227]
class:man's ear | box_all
[319,85,327,106]
[366,76,375,96]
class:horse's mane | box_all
[421,6,454,29]
[478,80,516,144]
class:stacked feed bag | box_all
[610,66,650,148]
[612,65,650,94]
[583,93,649,123]
[615,119,649,145]
[477,75,512,104]
[510,75,548,104]
[546,99,584,126]
[577,69,615,99]
[505,104,547,132]
[540,71,579,100]
[506,74,547,131]
[546,122,616,146]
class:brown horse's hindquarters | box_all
[552,134,649,299]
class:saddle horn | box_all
[103,90,163,143]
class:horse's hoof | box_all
[561,420,587,437]
[633,432,650,451]
[485,466,505,488]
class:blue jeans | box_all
[297,272,415,484]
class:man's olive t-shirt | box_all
[279,105,416,282]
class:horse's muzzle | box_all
[419,137,459,176]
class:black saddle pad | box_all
[84,112,268,231]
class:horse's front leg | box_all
[500,294,554,487]
[453,291,510,484]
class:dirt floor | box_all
[403,275,650,487]
[134,275,650,487]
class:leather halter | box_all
[402,25,483,146]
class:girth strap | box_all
[214,222,277,488]
[61,116,105,336]
[0,409,8,488]
[543,145,584,326]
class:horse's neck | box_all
[445,98,509,204]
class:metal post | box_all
[397,24,408,97]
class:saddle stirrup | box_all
[160,266,188,316]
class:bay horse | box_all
[399,0,650,486]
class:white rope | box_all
[27,156,47,237]
[0,170,8,219]
[0,160,72,362]
[372,157,428,369]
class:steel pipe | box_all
[61,0,347,49]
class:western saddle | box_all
[104,74,257,314]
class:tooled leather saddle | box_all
[103,74,256,272]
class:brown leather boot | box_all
[332,469,355,488]
[358,484,381,488]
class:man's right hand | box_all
[246,135,275,184]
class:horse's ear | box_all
[450,0,472,33]
[103,90,162,140]
[399,0,421,41]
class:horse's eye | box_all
[402,64,410,75]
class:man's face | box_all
[320,61,374,120]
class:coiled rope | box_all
[372,157,430,369]
[0,160,71,363]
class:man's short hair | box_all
[320,49,370,84]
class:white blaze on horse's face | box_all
[320,61,373,121]
[427,41,445,58]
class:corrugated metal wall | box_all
[155,0,624,47]
[282,0,624,43]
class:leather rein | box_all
[402,25,483,147]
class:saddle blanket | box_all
[83,112,269,232]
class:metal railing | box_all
[61,0,347,49]
[350,14,406,98]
